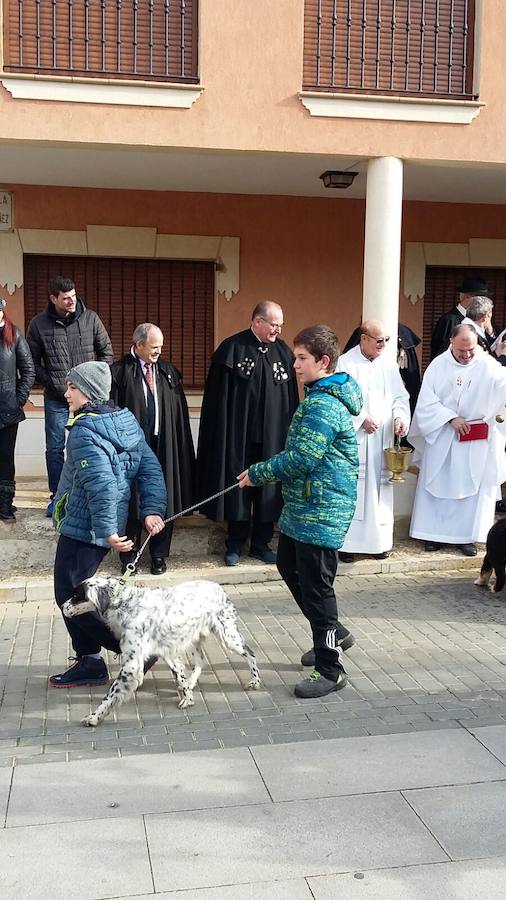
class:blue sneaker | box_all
[249,546,277,564]
[46,498,55,518]
[49,657,109,688]
[224,551,240,566]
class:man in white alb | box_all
[337,319,410,562]
[409,324,506,556]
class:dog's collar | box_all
[118,563,137,588]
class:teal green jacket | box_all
[249,373,362,548]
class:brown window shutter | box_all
[303,0,475,98]
[4,0,199,83]
[23,254,214,390]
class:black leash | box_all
[119,482,240,582]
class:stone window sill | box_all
[1,73,203,109]
[299,91,484,125]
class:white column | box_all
[362,156,404,347]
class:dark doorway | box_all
[423,266,506,369]
[24,255,215,389]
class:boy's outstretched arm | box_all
[241,401,340,486]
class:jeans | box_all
[44,398,69,495]
[276,532,345,682]
[54,535,119,657]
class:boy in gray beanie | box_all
[49,361,167,688]
[67,360,112,402]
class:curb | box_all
[0,552,482,603]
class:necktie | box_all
[144,362,154,393]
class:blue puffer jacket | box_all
[249,373,362,549]
[53,404,167,548]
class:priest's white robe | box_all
[337,346,410,554]
[409,347,506,544]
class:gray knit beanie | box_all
[67,361,112,402]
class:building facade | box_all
[0,0,504,484]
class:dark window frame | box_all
[2,0,199,84]
[422,265,506,370]
[303,0,477,100]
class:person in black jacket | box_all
[197,301,299,566]
[430,275,490,360]
[26,276,113,517]
[110,323,195,575]
[0,296,35,521]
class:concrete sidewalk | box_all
[3,570,506,763]
[1,726,506,898]
[2,563,506,897]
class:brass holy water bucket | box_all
[384,439,412,484]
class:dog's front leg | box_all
[82,655,144,727]
[165,658,194,709]
[475,553,493,588]
[187,643,204,691]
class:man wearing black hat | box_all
[430,275,490,360]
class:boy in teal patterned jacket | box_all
[238,325,362,698]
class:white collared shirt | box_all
[131,348,159,436]
[461,316,486,339]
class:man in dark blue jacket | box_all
[50,360,167,688]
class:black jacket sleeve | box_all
[15,331,36,405]
[26,319,51,388]
[430,315,453,360]
[93,315,114,364]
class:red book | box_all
[457,422,489,442]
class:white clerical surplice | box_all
[337,346,410,554]
[409,347,506,544]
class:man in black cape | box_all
[110,323,195,575]
[197,301,299,566]
[430,275,490,360]
[343,322,422,417]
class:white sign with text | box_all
[0,191,13,231]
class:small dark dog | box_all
[475,517,506,593]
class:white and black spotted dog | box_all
[62,576,261,727]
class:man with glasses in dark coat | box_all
[197,301,298,566]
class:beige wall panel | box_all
[86,225,156,257]
[18,229,87,255]
[403,243,426,304]
[468,239,506,265]
[0,231,23,293]
[155,234,221,259]
[423,243,470,265]
[216,237,240,300]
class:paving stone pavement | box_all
[1,567,506,766]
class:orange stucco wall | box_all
[1,0,506,166]
[3,184,506,356]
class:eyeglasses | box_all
[259,317,283,332]
[364,334,390,345]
